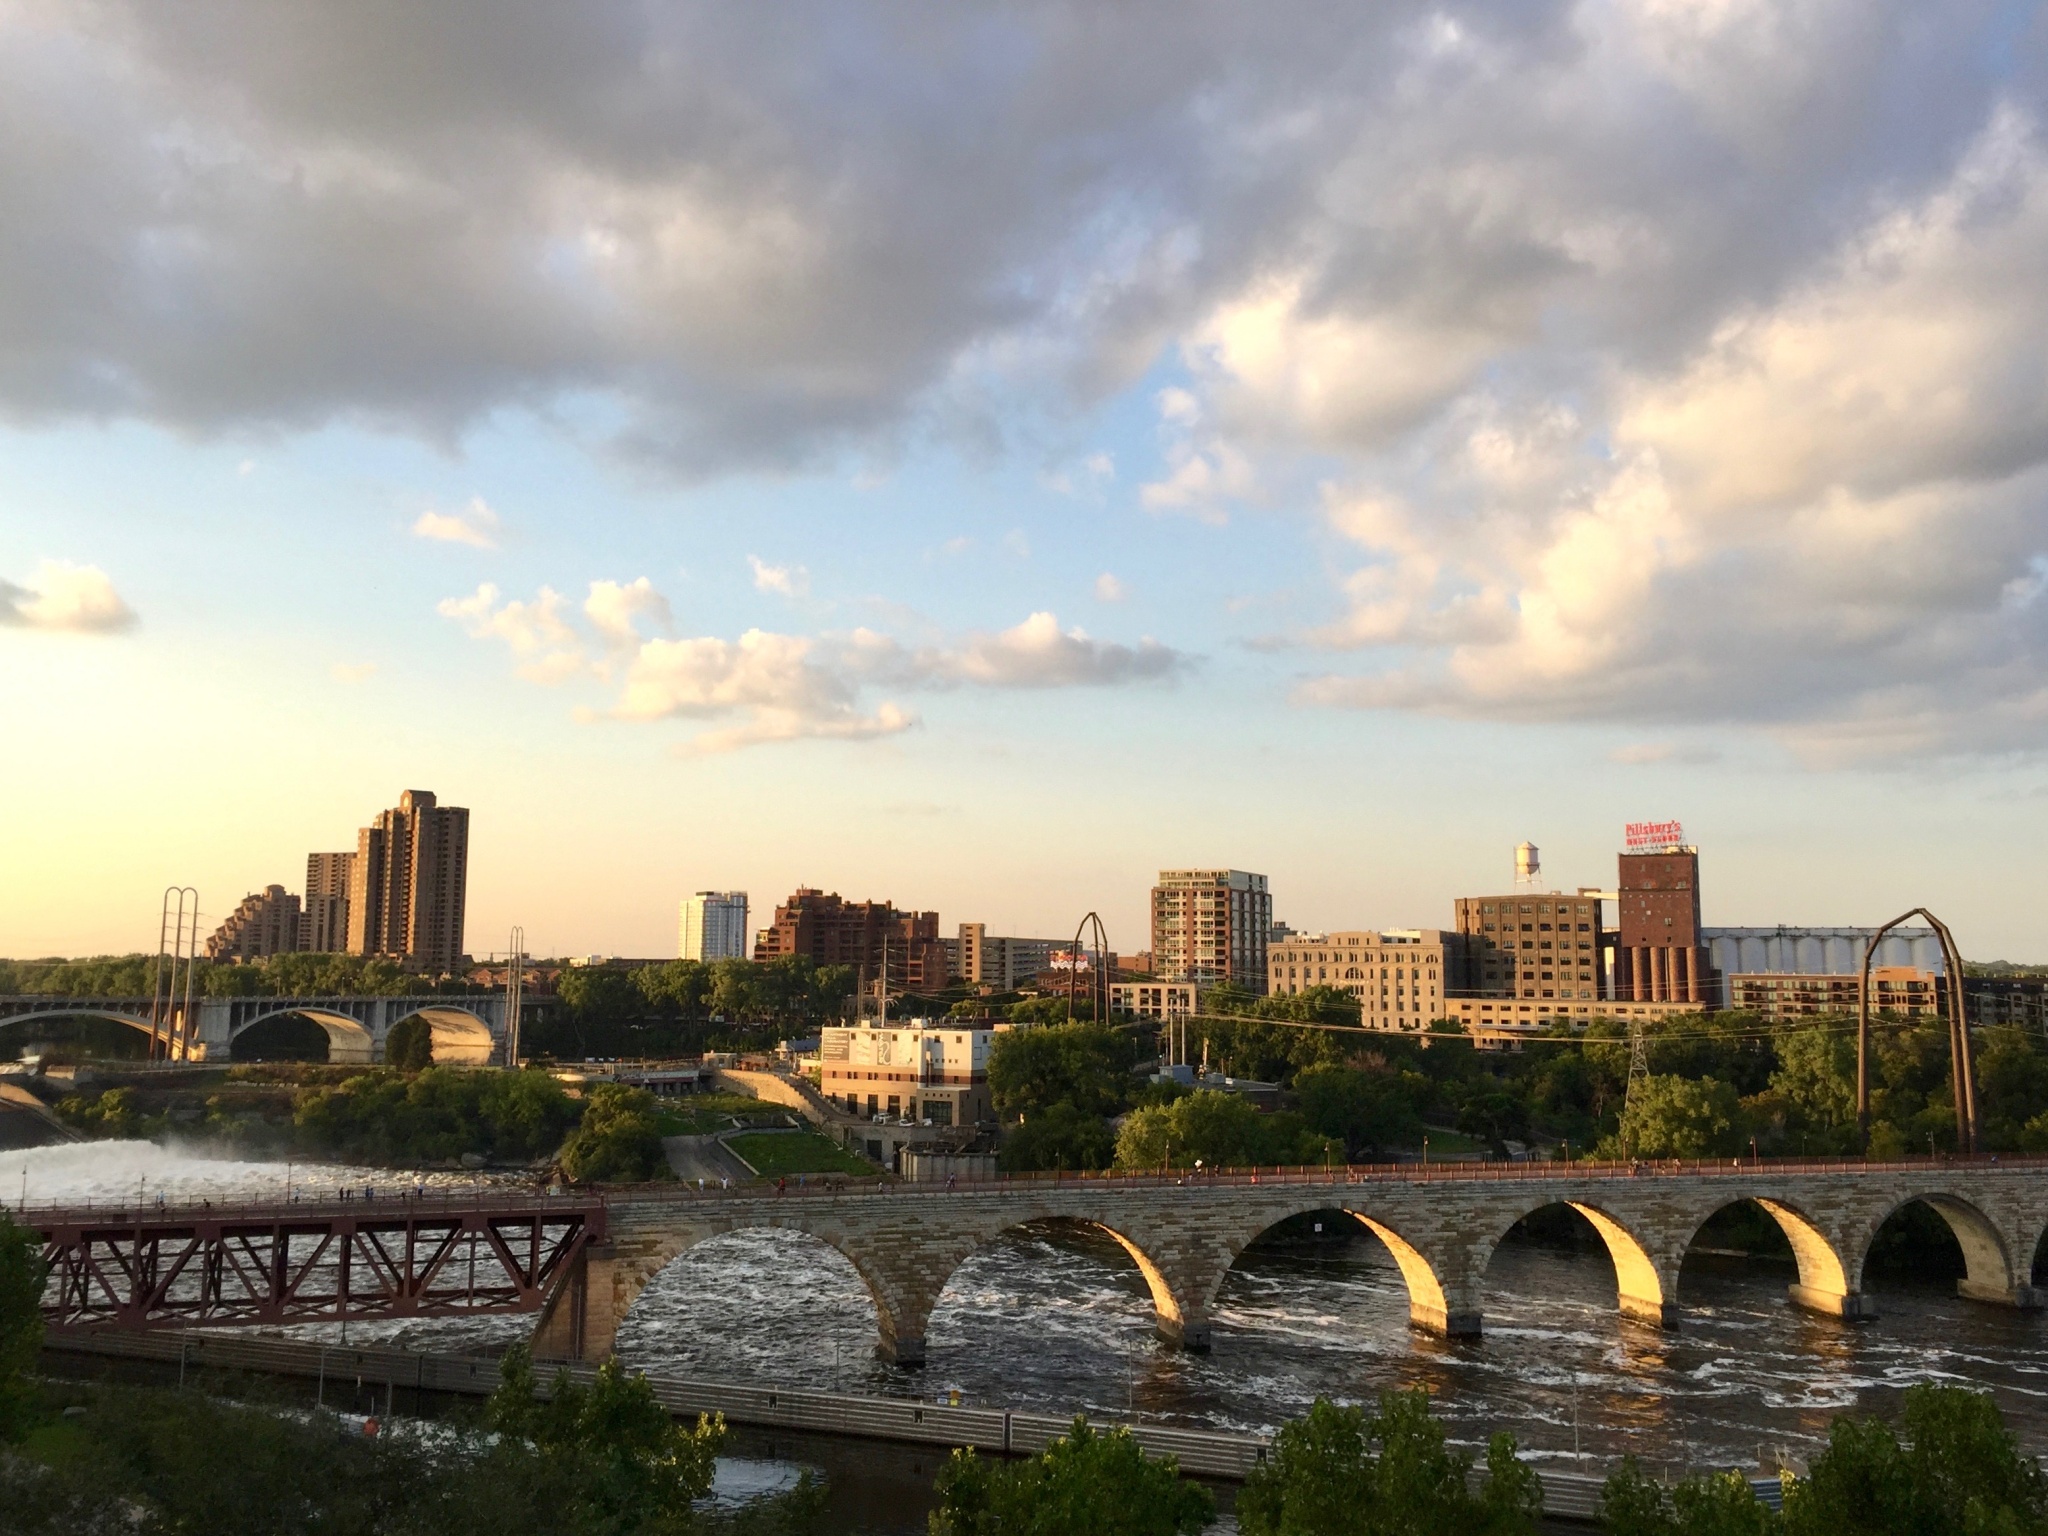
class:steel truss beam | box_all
[30,1200,606,1331]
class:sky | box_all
[6,1,2048,964]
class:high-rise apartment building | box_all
[680,891,750,961]
[1151,869,1271,991]
[346,789,470,973]
[300,851,354,953]
[754,888,947,991]
[206,885,302,961]
[955,923,1061,989]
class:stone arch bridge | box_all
[541,1160,2048,1364]
[0,995,508,1065]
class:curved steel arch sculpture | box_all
[1065,911,1111,1025]
[1858,909,1975,1153]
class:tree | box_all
[0,1212,44,1442]
[1294,1065,1422,1159]
[1455,1089,1531,1157]
[559,1083,673,1183]
[1113,1090,1326,1170]
[1237,1391,1538,1536]
[1606,1074,1743,1159]
[1599,1460,1776,1536]
[384,1015,434,1072]
[930,1416,1214,1536]
[999,1101,1117,1172]
[488,1342,724,1527]
[988,1023,1139,1122]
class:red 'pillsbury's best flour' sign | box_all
[1624,819,1685,851]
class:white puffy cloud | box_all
[0,560,135,634]
[436,583,582,683]
[748,556,809,598]
[1095,573,1127,601]
[411,498,500,549]
[443,578,1190,752]
[1264,104,2048,762]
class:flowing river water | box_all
[13,1141,2048,1504]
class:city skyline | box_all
[6,6,2048,963]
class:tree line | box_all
[987,996,2048,1173]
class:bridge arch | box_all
[1484,1199,1672,1329]
[580,1219,910,1369]
[1679,1195,1861,1320]
[1855,1191,2020,1307]
[227,1007,375,1065]
[921,1214,1196,1369]
[0,1006,160,1059]
[1193,1203,1467,1342]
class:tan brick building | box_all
[299,851,353,954]
[1267,929,1461,1033]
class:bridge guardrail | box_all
[17,1150,2048,1229]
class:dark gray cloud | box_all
[0,2,2020,468]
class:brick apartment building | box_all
[754,888,947,990]
[1151,869,1270,992]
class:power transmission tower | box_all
[1621,1021,1649,1159]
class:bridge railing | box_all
[20,1150,2044,1229]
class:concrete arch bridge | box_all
[551,1160,2048,1365]
[0,995,508,1066]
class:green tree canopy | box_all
[1293,1065,1423,1160]
[1604,1074,1744,1159]
[1113,1089,1328,1170]
[988,1023,1141,1121]
[0,1212,45,1443]
[1237,1391,1539,1536]
[930,1416,1214,1536]
[558,1082,672,1183]
[998,1101,1117,1173]
[383,1014,433,1072]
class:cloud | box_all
[1267,105,2048,762]
[925,612,1187,688]
[0,560,135,634]
[10,4,2047,757]
[748,556,809,598]
[1095,573,1127,602]
[330,661,377,685]
[437,583,583,683]
[1609,742,1721,767]
[411,498,500,549]
[443,577,1190,751]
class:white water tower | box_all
[1514,841,1541,889]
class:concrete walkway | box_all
[660,1133,754,1185]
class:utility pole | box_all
[505,927,524,1069]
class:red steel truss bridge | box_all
[22,1191,606,1331]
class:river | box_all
[12,1141,2048,1488]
